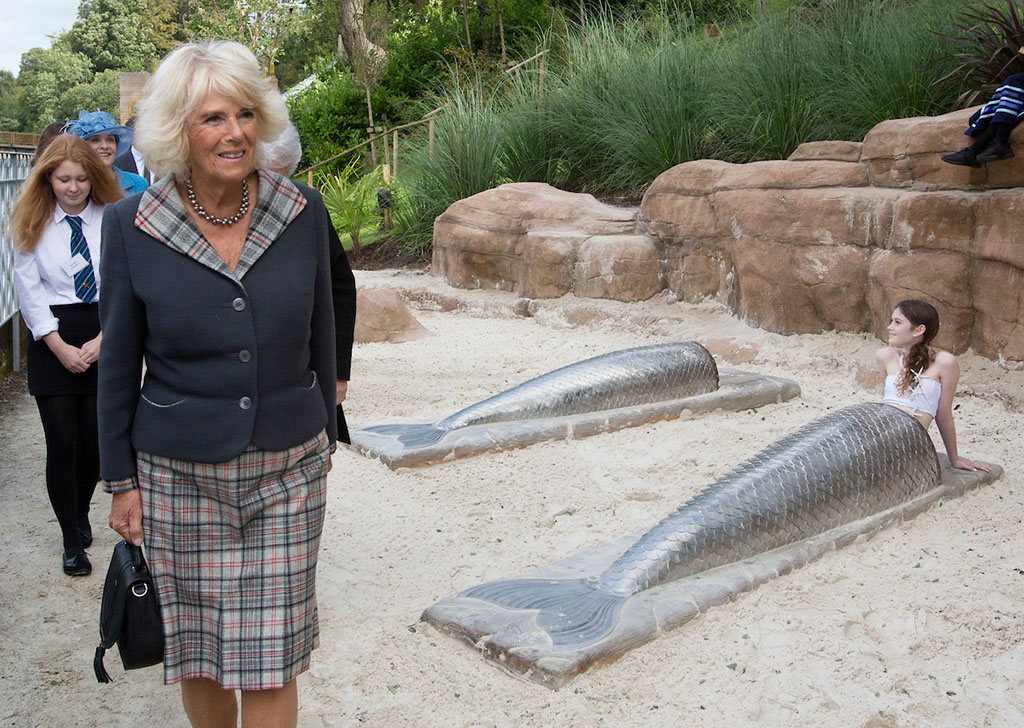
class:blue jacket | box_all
[115,166,149,195]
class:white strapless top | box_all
[882,373,941,417]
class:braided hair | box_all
[894,299,939,395]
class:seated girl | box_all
[877,299,990,472]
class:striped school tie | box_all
[67,215,97,303]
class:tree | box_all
[338,0,388,156]
[66,0,159,72]
[338,0,387,73]
[0,71,21,130]
[16,44,95,129]
[188,0,305,72]
[57,69,121,122]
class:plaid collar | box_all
[134,169,307,280]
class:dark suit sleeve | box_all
[328,225,356,381]
[97,203,146,481]
[310,195,339,445]
[113,152,137,175]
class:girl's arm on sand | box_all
[934,352,989,472]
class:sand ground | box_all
[1,269,1021,727]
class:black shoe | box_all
[79,524,93,549]
[63,551,92,576]
[975,140,1015,162]
[940,147,981,167]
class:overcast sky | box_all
[0,0,81,76]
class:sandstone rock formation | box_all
[354,288,432,344]
[430,108,1024,367]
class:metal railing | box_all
[1,150,33,371]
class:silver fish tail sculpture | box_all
[363,342,719,448]
[461,403,940,651]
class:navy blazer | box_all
[98,172,337,481]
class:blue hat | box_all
[64,110,133,158]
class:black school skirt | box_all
[26,303,100,397]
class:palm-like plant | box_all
[318,160,385,257]
[933,0,1024,107]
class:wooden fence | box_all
[0,132,40,150]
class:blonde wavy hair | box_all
[135,40,289,180]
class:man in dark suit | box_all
[113,116,153,184]
[260,122,356,443]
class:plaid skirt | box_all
[137,430,330,690]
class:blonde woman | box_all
[98,40,337,727]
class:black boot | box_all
[975,139,1015,162]
[941,147,981,167]
[79,518,92,549]
[63,551,92,576]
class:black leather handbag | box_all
[94,541,164,682]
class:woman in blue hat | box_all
[66,110,149,195]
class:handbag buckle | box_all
[131,582,149,598]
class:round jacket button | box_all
[232,297,246,311]
[238,350,251,363]
[239,396,252,410]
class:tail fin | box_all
[361,424,449,448]
[460,578,627,651]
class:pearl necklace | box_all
[186,178,249,225]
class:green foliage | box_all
[65,0,159,72]
[801,0,961,142]
[181,0,304,71]
[55,69,122,123]
[0,71,20,130]
[382,0,970,261]
[383,2,466,97]
[540,14,712,190]
[287,64,408,174]
[14,44,95,130]
[707,0,961,160]
[319,160,385,254]
[390,81,505,249]
[932,0,1024,107]
[273,0,343,87]
[706,18,820,161]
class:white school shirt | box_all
[13,200,106,340]
[131,145,150,183]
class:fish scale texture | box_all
[442,342,719,429]
[461,403,940,651]
[364,342,719,448]
[595,403,939,594]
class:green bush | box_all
[389,83,506,248]
[320,161,385,256]
[705,18,820,161]
[799,0,961,143]
[287,65,409,176]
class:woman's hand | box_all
[42,332,89,373]
[951,456,991,473]
[335,380,348,405]
[79,332,102,367]
[109,489,145,545]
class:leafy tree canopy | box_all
[66,0,160,72]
